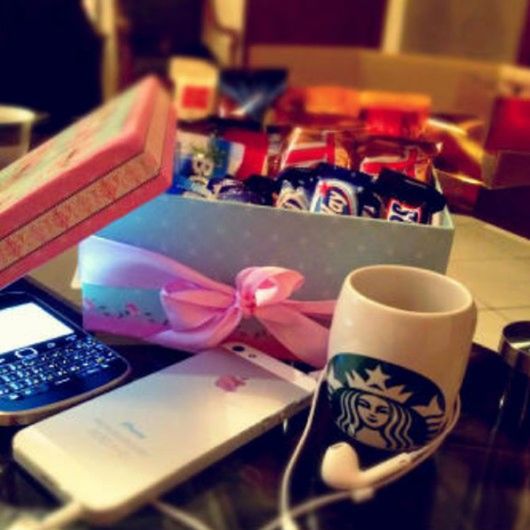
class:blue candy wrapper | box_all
[168,131,244,195]
[310,178,357,216]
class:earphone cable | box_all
[6,501,85,530]
[278,368,327,530]
[268,363,462,530]
[260,491,351,530]
[260,396,461,530]
[152,499,215,530]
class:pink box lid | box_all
[0,76,176,288]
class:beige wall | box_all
[206,0,528,66]
[399,0,527,63]
[202,0,246,65]
[213,0,245,30]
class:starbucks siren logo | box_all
[327,354,446,451]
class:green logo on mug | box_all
[327,353,446,451]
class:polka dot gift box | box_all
[80,193,453,367]
[0,72,453,367]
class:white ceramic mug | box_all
[327,265,476,451]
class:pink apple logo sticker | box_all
[215,375,247,392]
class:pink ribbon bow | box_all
[79,237,336,367]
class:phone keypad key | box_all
[0,338,123,403]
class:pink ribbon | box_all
[79,237,336,367]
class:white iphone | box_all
[12,343,316,525]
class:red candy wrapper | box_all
[281,129,336,169]
[273,127,353,175]
[354,135,440,184]
[223,128,269,179]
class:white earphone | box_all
[320,391,459,492]
[320,442,414,491]
[262,369,461,530]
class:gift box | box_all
[79,190,453,367]
[0,76,175,288]
[0,76,454,368]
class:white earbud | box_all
[320,442,414,491]
[273,365,460,530]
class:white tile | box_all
[497,307,530,323]
[445,263,487,309]
[450,223,530,262]
[474,309,508,351]
[451,214,476,226]
[485,223,530,246]
[447,258,530,309]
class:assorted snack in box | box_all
[169,71,447,226]
[76,73,455,365]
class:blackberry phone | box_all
[0,292,131,426]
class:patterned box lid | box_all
[0,76,176,288]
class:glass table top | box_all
[0,278,528,530]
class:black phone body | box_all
[0,291,130,426]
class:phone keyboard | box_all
[0,338,121,402]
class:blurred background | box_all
[0,0,529,234]
[2,0,530,123]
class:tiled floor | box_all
[30,214,530,354]
[447,215,530,351]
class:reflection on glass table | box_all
[0,278,528,530]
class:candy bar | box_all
[374,169,446,224]
[312,164,376,218]
[355,135,439,184]
[276,166,320,196]
[244,175,278,206]
[310,178,357,216]
[275,180,311,211]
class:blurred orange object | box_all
[273,86,431,139]
[359,91,431,138]
[272,86,361,128]
[304,86,360,116]
[426,115,486,212]
[427,114,485,181]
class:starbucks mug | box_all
[327,265,476,451]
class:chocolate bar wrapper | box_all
[374,168,446,224]
[310,178,357,216]
[353,135,440,184]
